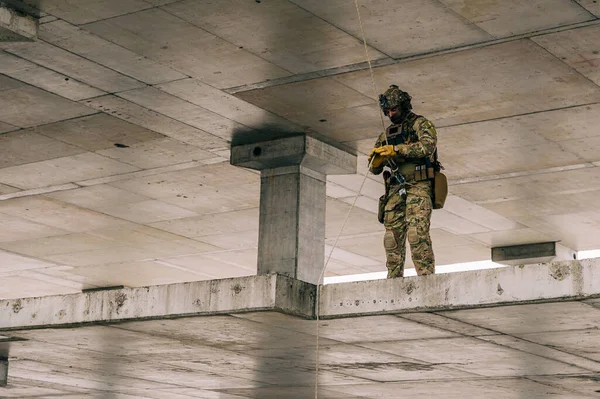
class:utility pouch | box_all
[378,194,386,224]
[378,170,392,223]
[432,171,448,209]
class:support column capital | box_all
[230,135,356,175]
[0,5,37,42]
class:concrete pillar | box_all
[0,358,7,387]
[0,4,38,42]
[231,135,356,284]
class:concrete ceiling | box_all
[1,0,600,299]
[4,299,600,398]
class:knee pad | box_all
[384,230,398,251]
[407,226,419,245]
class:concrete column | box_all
[0,4,38,42]
[231,135,356,284]
[0,358,7,387]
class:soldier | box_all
[368,85,437,278]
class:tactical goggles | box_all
[378,94,390,112]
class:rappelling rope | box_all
[314,1,389,397]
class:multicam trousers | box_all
[383,180,435,278]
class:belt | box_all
[387,165,431,184]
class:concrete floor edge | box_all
[1,259,599,331]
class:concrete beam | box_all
[318,259,600,318]
[0,274,315,331]
[0,4,37,41]
[492,241,577,266]
[1,259,598,331]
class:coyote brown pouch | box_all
[432,171,448,209]
[378,194,386,224]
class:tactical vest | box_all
[384,113,432,180]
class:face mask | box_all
[389,110,406,124]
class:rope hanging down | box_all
[314,1,388,398]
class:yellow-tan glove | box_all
[373,145,397,157]
[370,154,385,168]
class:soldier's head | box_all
[379,85,412,124]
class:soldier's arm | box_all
[394,117,437,158]
[368,133,386,175]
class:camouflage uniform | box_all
[370,112,437,278]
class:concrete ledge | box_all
[319,259,600,318]
[0,274,315,331]
[1,260,598,330]
[0,5,37,41]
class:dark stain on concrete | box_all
[550,263,571,281]
[406,281,416,295]
[354,300,360,306]
[232,284,244,295]
[12,299,22,313]
[497,283,504,295]
[114,292,127,313]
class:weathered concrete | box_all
[318,258,600,318]
[1,259,599,331]
[0,357,6,387]
[231,135,356,284]
[0,274,315,331]
[0,4,37,41]
[231,135,356,175]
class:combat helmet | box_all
[379,85,412,113]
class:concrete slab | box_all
[4,296,600,397]
[0,152,140,190]
[332,39,600,127]
[96,138,215,169]
[82,95,229,151]
[0,130,84,169]
[576,0,600,16]
[32,0,153,25]
[0,78,96,129]
[40,20,186,85]
[83,8,291,88]
[4,41,145,92]
[440,0,593,37]
[163,0,386,74]
[6,65,105,101]
[117,87,247,141]
[533,24,600,86]
[291,0,492,58]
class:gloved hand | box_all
[373,145,397,157]
[369,153,385,168]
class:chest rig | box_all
[383,113,439,182]
[384,113,421,149]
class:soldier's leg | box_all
[406,181,435,275]
[383,191,408,278]
[384,226,407,278]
